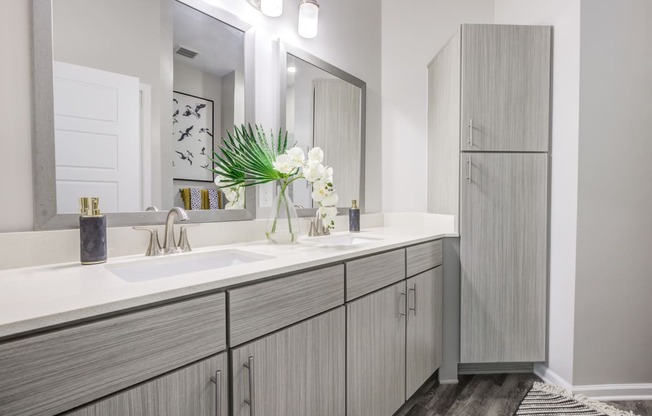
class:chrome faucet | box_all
[163,207,189,254]
[133,207,195,256]
[308,212,330,237]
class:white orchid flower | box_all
[311,182,330,202]
[318,206,338,225]
[303,160,326,183]
[224,186,245,209]
[286,147,305,167]
[308,147,324,163]
[321,192,339,207]
[323,166,333,184]
[272,154,295,174]
[214,175,224,187]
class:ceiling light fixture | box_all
[287,66,297,73]
[298,0,319,39]
[245,0,283,17]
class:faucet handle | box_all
[133,226,164,256]
[178,224,200,253]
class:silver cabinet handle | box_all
[408,285,417,316]
[399,291,408,322]
[468,119,474,147]
[210,370,222,416]
[466,156,472,183]
[244,356,255,416]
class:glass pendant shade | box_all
[261,0,283,17]
[298,0,319,38]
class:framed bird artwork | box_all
[172,91,215,181]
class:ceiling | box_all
[172,1,245,78]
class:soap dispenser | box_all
[79,197,107,265]
[349,200,360,232]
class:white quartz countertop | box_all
[0,225,457,339]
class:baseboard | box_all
[534,364,652,401]
[533,363,573,391]
[459,362,534,375]
[438,379,459,385]
[572,384,652,401]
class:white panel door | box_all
[53,61,140,214]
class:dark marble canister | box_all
[349,208,360,232]
[80,215,107,264]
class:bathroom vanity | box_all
[0,225,456,416]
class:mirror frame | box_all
[278,41,367,217]
[31,0,257,230]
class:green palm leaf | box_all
[211,124,294,189]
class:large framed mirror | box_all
[32,0,256,230]
[278,42,366,216]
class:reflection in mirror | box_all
[283,49,365,212]
[50,0,246,215]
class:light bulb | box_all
[261,0,283,17]
[298,0,319,39]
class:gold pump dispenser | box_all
[79,196,107,264]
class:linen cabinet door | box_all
[460,153,548,363]
[347,281,407,416]
[65,353,228,416]
[405,267,443,398]
[231,307,345,416]
[460,24,551,152]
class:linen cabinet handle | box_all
[408,285,417,316]
[468,119,474,147]
[244,356,256,415]
[466,156,472,183]
[399,291,408,322]
[210,370,222,416]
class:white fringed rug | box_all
[516,382,639,416]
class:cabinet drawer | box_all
[228,265,344,346]
[406,240,443,277]
[65,352,228,416]
[346,249,406,301]
[0,293,226,416]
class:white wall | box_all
[0,1,33,231]
[494,0,582,385]
[573,0,652,386]
[381,0,494,213]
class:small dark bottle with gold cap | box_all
[79,197,107,265]
[349,200,360,232]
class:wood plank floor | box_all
[394,373,652,416]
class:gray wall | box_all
[573,0,652,385]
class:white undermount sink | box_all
[106,249,274,282]
[305,233,383,247]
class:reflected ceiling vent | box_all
[175,45,200,59]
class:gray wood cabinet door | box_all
[65,353,228,416]
[406,267,443,398]
[347,281,407,416]
[460,24,551,152]
[460,153,548,363]
[231,307,345,416]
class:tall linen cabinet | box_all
[428,24,551,363]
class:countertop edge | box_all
[0,231,459,340]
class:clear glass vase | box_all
[266,182,299,244]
